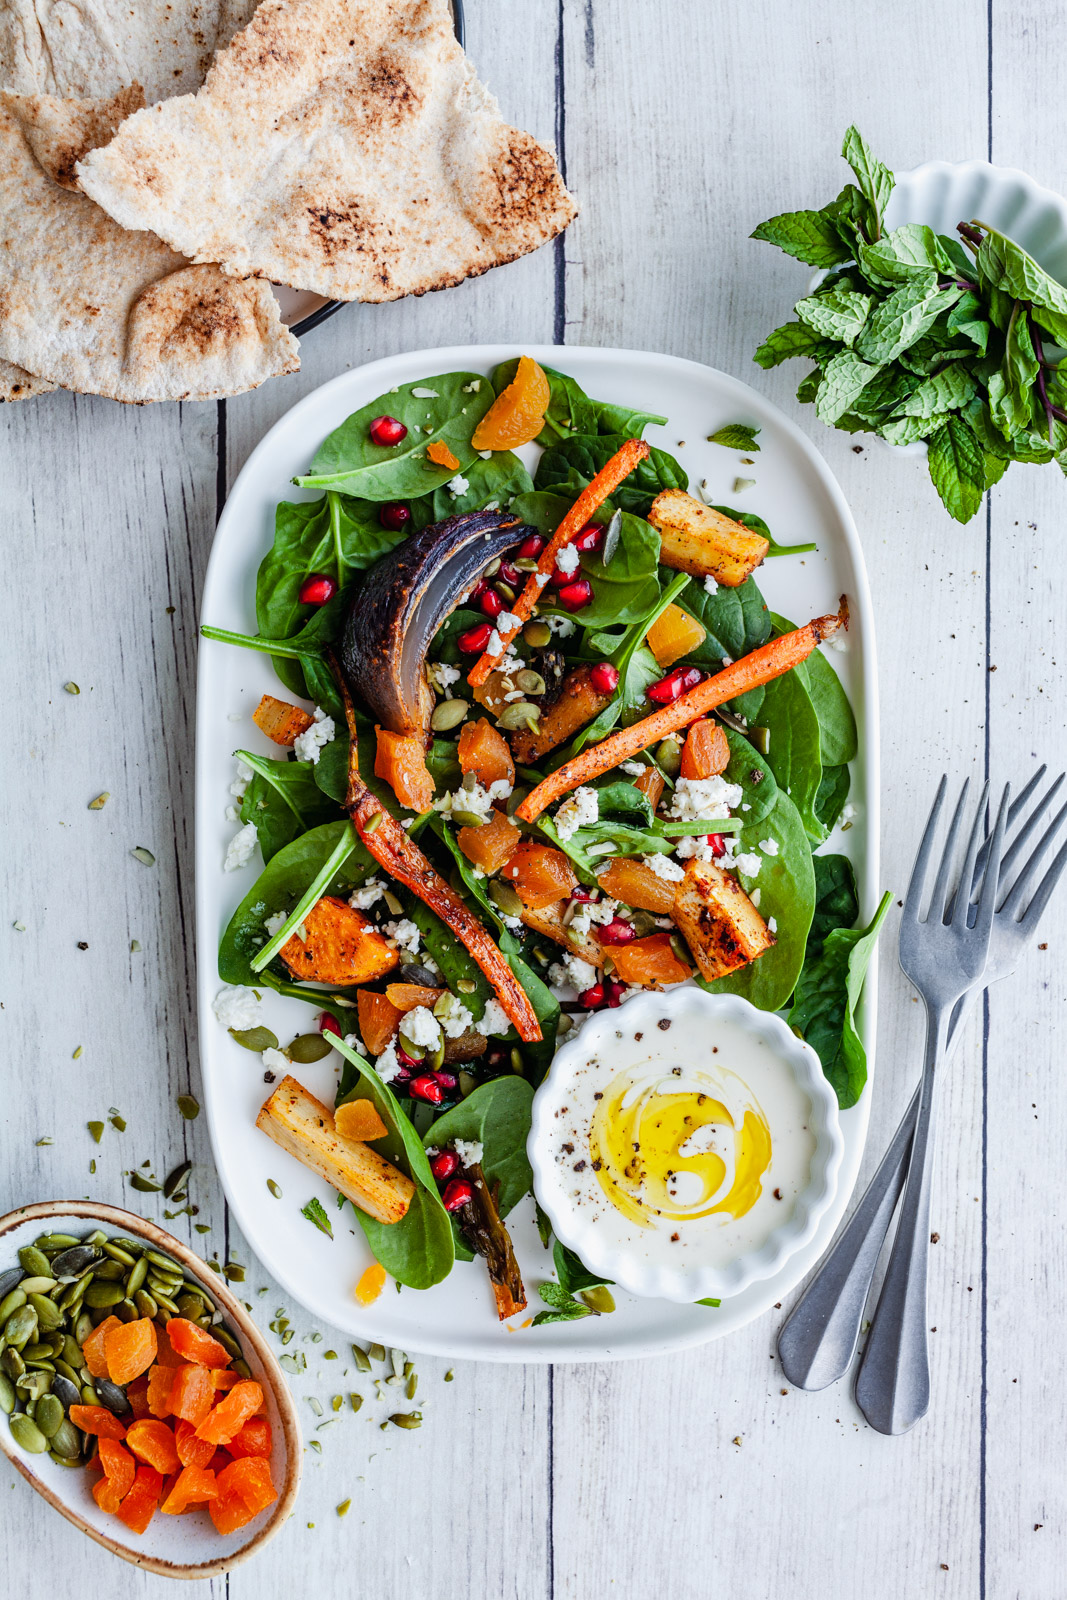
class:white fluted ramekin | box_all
[528,989,843,1304]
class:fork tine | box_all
[996,773,1066,893]
[1000,797,1067,920]
[1016,834,1067,930]
[902,774,947,925]
[966,783,1010,935]
[946,767,1054,921]
[931,779,972,924]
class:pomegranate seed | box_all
[517,533,545,560]
[605,978,627,1008]
[458,620,493,653]
[379,502,411,531]
[408,1075,443,1105]
[558,578,593,612]
[647,666,704,704]
[369,415,407,447]
[298,573,336,606]
[429,1149,459,1183]
[548,563,574,589]
[479,587,504,619]
[579,982,605,1010]
[468,577,488,601]
[396,1044,421,1068]
[570,887,594,902]
[392,1065,412,1085]
[706,833,726,857]
[435,1070,459,1093]
[498,560,521,586]
[589,662,620,695]
[318,1011,342,1037]
[441,1178,474,1212]
[486,1045,510,1069]
[573,522,604,552]
[599,918,635,946]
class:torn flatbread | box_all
[0,354,54,399]
[0,86,300,401]
[76,0,578,303]
[0,1,259,104]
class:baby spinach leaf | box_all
[789,890,893,1108]
[814,764,851,832]
[708,423,761,451]
[218,820,375,989]
[534,434,687,516]
[296,373,494,499]
[927,414,985,523]
[749,209,854,268]
[236,750,336,862]
[807,854,859,960]
[709,504,816,559]
[553,1241,612,1295]
[430,451,533,519]
[721,727,778,826]
[333,1035,455,1289]
[703,791,816,1012]
[511,492,661,627]
[752,670,824,843]
[771,620,857,768]
[491,360,666,445]
[595,781,654,829]
[670,568,771,664]
[424,1077,535,1259]
[409,900,490,1022]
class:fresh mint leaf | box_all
[794,289,872,346]
[750,209,853,268]
[988,305,1040,440]
[840,126,894,239]
[814,351,882,424]
[880,414,950,447]
[553,1242,613,1297]
[857,224,952,287]
[753,321,840,370]
[927,414,986,523]
[301,1197,334,1239]
[854,282,962,366]
[707,423,761,451]
[893,363,977,419]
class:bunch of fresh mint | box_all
[751,127,1067,522]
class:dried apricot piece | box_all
[125,1418,182,1475]
[195,1381,263,1446]
[354,1262,386,1304]
[116,1464,164,1535]
[210,1488,253,1535]
[147,1363,175,1419]
[457,717,515,788]
[97,1437,136,1497]
[126,1374,151,1420]
[426,439,460,470]
[226,1416,272,1460]
[161,1464,219,1515]
[92,1475,124,1516]
[153,1322,184,1368]
[69,1404,126,1440]
[166,1317,231,1369]
[471,356,550,451]
[212,1368,241,1391]
[168,1364,216,1426]
[105,1316,158,1385]
[216,1454,278,1516]
[81,1315,121,1379]
[174,1416,216,1469]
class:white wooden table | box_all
[2,2,1064,1594]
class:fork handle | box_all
[777,986,979,1392]
[853,1004,949,1434]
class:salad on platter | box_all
[203,355,888,1326]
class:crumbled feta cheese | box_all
[436,994,474,1038]
[230,758,253,799]
[427,661,460,692]
[342,1033,366,1054]
[721,655,734,667]
[734,852,761,878]
[703,574,719,597]
[447,473,470,497]
[555,543,580,577]
[223,821,258,872]
[435,776,511,821]
[667,775,743,822]
[533,570,551,589]
[676,834,714,862]
[263,909,288,937]
[759,838,779,856]
[261,1046,288,1074]
[453,1138,484,1168]
[402,1006,442,1049]
[751,887,761,908]
[841,803,856,822]
[349,878,385,909]
[550,953,597,994]
[374,1042,402,1084]
[293,707,335,765]
[412,387,439,398]
[553,785,599,841]
[767,916,777,934]
[486,628,503,656]
[644,852,686,881]
[224,805,240,823]
[384,918,421,955]
[620,760,646,777]
[461,380,481,393]
[546,614,575,638]
[479,997,512,1037]
[501,913,523,931]
[478,449,493,460]
[827,637,849,653]
[496,611,521,633]
[213,985,261,1031]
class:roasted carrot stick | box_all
[328,656,542,1043]
[466,437,651,688]
[514,600,848,822]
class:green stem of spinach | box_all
[201,624,320,662]
[251,823,358,973]
[328,491,346,578]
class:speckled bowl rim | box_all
[528,989,845,1303]
[0,1201,302,1579]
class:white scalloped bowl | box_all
[527,990,844,1304]
[881,160,1067,455]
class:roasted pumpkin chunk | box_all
[356,988,402,1055]
[509,667,613,764]
[596,856,676,916]
[458,805,522,874]
[458,717,515,788]
[632,766,665,813]
[502,839,577,909]
[279,896,399,985]
[646,603,707,668]
[608,931,691,987]
[252,694,314,747]
[374,728,436,813]
[680,719,730,780]
[671,859,773,981]
[518,901,602,965]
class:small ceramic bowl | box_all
[882,159,1067,456]
[527,989,843,1304]
[0,1201,301,1578]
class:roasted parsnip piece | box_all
[648,489,769,587]
[257,1075,413,1224]
[518,900,603,965]
[671,859,774,981]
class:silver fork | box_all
[849,777,1010,1434]
[778,769,1067,1396]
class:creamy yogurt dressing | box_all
[544,1012,816,1271]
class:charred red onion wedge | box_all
[339,510,533,740]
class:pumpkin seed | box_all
[28,1294,62,1332]
[101,1242,137,1267]
[122,1256,147,1297]
[457,977,477,994]
[496,701,541,732]
[229,1025,279,1052]
[368,1343,386,1363]
[129,1173,162,1193]
[213,1327,243,1361]
[515,556,539,573]
[515,669,546,696]
[115,1298,138,1323]
[0,1270,23,1300]
[601,508,623,566]
[459,1070,478,1098]
[80,1383,97,1405]
[233,1360,251,1379]
[87,1121,105,1143]
[363,810,382,834]
[0,1373,14,1414]
[1,1349,25,1380]
[162,1162,193,1201]
[133,1290,158,1320]
[287,1033,333,1064]
[18,1277,55,1296]
[50,1245,98,1279]
[400,961,439,988]
[494,579,516,603]
[73,1311,93,1347]
[18,1247,51,1278]
[451,807,487,828]
[488,880,523,917]
[131,846,155,866]
[153,1291,180,1317]
[83,1281,124,1309]
[349,1392,362,1412]
[336,1499,352,1517]
[523,619,552,648]
[51,1418,82,1458]
[350,1343,371,1372]
[35,1394,63,1438]
[50,1373,80,1411]
[397,1032,424,1062]
[144,1250,177,1272]
[4,1306,37,1348]
[95,1378,132,1418]
[0,1289,24,1327]
[53,1360,79,1387]
[580,1286,616,1314]
[430,698,469,733]
[177,1094,200,1120]
[50,1452,82,1468]
[9,1412,47,1452]
[35,1234,79,1250]
[389,1412,422,1429]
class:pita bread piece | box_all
[76,0,578,303]
[0,0,259,104]
[0,355,54,401]
[0,87,300,402]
